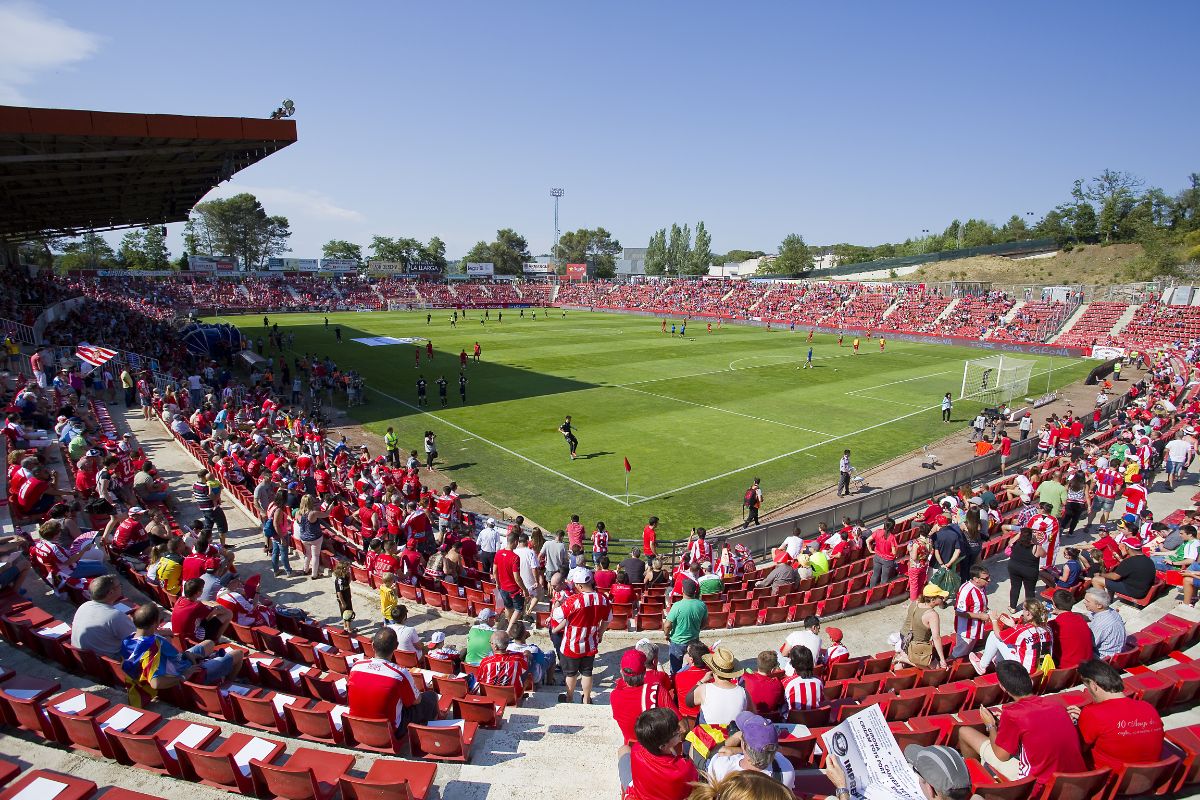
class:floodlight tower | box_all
[550,188,564,268]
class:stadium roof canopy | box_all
[0,105,297,241]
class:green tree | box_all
[687,221,712,275]
[1072,202,1098,243]
[55,232,117,271]
[554,228,622,279]
[186,193,291,270]
[1084,170,1145,243]
[421,236,447,270]
[830,244,872,265]
[141,225,171,269]
[998,215,1031,242]
[666,223,691,275]
[644,229,667,275]
[1034,209,1072,248]
[1172,173,1200,232]
[717,249,767,264]
[368,236,423,265]
[117,229,148,269]
[461,230,531,275]
[760,233,812,276]
[322,239,363,262]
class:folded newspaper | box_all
[820,705,925,800]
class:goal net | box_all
[959,355,1035,405]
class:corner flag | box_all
[623,457,632,473]
[623,457,632,503]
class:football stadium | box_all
[0,5,1199,800]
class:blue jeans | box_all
[668,642,689,674]
[71,561,109,579]
[271,538,293,572]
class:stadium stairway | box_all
[878,298,900,319]
[999,300,1024,325]
[931,297,959,325]
[1047,302,1089,344]
[1110,303,1143,341]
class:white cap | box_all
[568,566,594,585]
[430,631,446,644]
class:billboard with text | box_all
[188,255,238,272]
[522,262,555,275]
[367,260,405,273]
[566,263,588,280]
[408,262,443,275]
[465,262,494,277]
[319,258,360,272]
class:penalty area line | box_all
[629,398,948,505]
[367,386,631,507]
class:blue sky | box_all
[4,1,1198,260]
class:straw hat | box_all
[701,647,744,680]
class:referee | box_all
[837,449,853,496]
[558,416,579,460]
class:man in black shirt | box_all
[558,415,578,460]
[459,372,468,404]
[436,376,448,407]
[416,377,428,408]
[619,547,647,584]
[1093,541,1156,600]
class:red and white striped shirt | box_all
[1000,624,1053,672]
[592,530,609,553]
[955,581,988,642]
[825,643,850,665]
[1123,484,1147,517]
[783,675,825,710]
[687,538,713,565]
[477,652,526,688]
[30,539,70,577]
[552,591,613,658]
[1028,513,1060,571]
[1093,468,1122,500]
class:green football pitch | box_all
[214,310,1094,540]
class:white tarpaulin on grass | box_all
[351,336,423,347]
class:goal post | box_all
[959,355,1035,405]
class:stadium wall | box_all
[556,306,1088,357]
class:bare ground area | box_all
[912,243,1147,285]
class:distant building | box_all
[616,247,647,277]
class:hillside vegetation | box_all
[911,243,1151,285]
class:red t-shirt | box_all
[610,679,674,744]
[171,597,211,644]
[347,658,418,726]
[994,695,1087,786]
[372,553,400,579]
[494,549,522,594]
[399,548,423,579]
[612,584,636,605]
[181,553,208,582]
[594,569,617,590]
[1049,611,1093,670]
[629,743,697,800]
[1077,696,1164,771]
[643,525,657,556]
[673,667,708,718]
[14,476,49,515]
[742,671,786,717]
[113,518,146,551]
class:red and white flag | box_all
[75,343,118,367]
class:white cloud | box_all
[0,2,100,103]
[203,184,365,222]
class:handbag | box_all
[929,566,962,594]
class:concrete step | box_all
[1047,302,1088,344]
[933,297,958,323]
[1111,303,1141,338]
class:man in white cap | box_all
[552,566,612,704]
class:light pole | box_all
[550,188,564,272]
[920,229,930,254]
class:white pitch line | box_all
[367,386,630,506]
[844,369,956,394]
[629,398,951,504]
[617,349,876,388]
[615,384,835,437]
[629,356,1093,504]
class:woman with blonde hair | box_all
[688,770,792,800]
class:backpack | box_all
[743,487,757,507]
